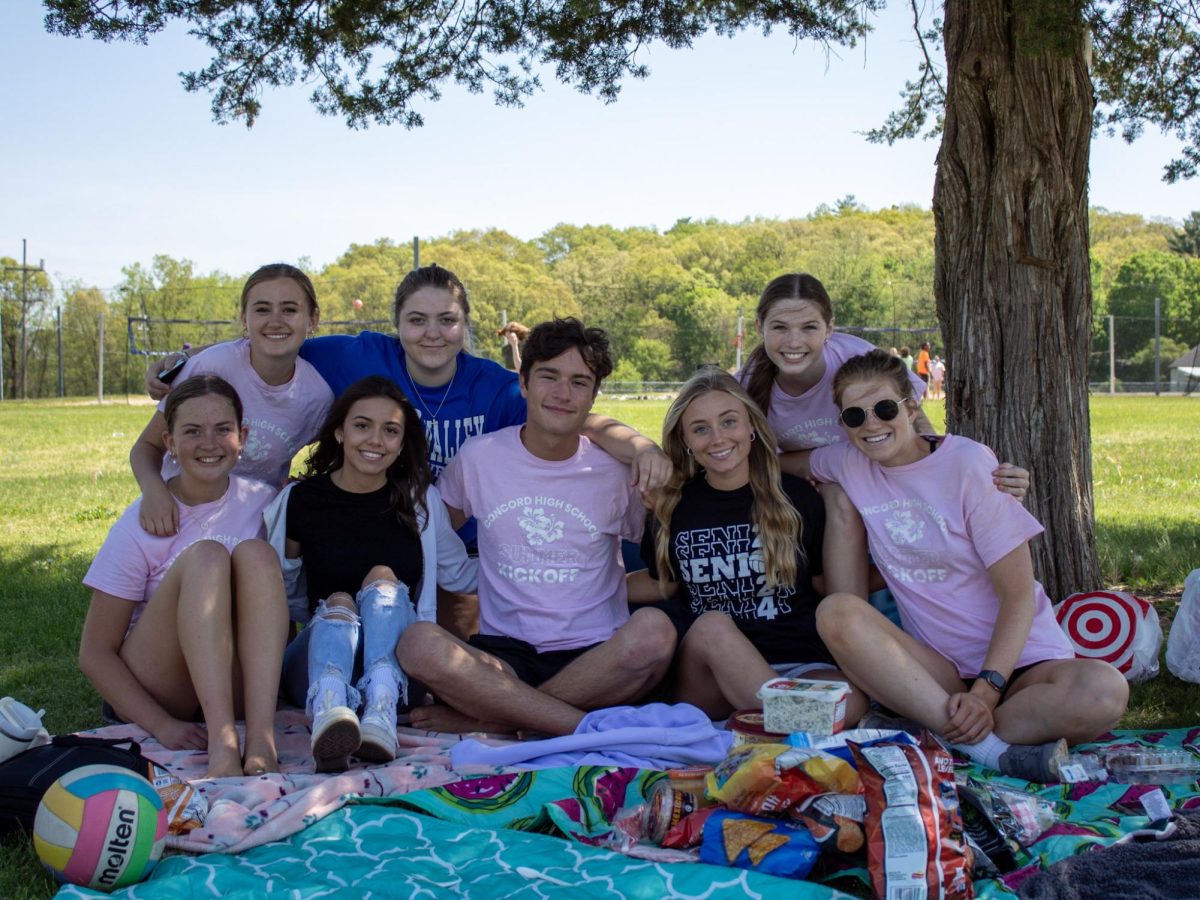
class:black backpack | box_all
[0,734,158,836]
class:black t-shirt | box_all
[643,473,832,666]
[286,473,422,614]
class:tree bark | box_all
[934,0,1099,601]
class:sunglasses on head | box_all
[839,398,905,428]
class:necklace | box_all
[404,360,457,428]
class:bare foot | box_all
[408,703,513,735]
[205,744,245,779]
[242,746,279,776]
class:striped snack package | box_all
[850,732,973,900]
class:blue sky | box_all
[1,2,1192,292]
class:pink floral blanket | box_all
[80,709,519,855]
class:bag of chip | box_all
[661,805,718,849]
[699,808,820,879]
[850,733,973,900]
[707,743,860,816]
[789,792,866,860]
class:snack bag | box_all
[851,734,973,900]
[699,808,820,879]
[789,792,866,861]
[151,764,208,834]
[662,805,718,849]
[707,743,859,816]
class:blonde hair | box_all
[654,368,802,593]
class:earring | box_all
[749,431,757,442]
[685,447,693,456]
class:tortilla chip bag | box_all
[699,809,820,879]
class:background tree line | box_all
[3,203,1197,399]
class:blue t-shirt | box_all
[299,331,527,547]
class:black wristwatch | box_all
[978,669,1007,693]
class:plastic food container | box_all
[728,709,789,748]
[756,678,850,736]
[1102,748,1200,784]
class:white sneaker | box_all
[357,698,397,763]
[311,706,360,773]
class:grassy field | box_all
[1,394,1198,895]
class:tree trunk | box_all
[934,0,1099,601]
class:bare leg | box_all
[123,540,242,778]
[816,593,969,731]
[537,608,677,709]
[231,540,289,775]
[673,612,777,718]
[399,622,588,735]
[992,658,1128,745]
[817,593,1125,746]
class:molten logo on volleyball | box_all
[33,764,167,892]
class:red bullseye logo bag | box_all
[1054,590,1162,682]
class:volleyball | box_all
[33,764,167,892]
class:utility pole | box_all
[1,240,46,400]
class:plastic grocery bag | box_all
[1054,589,1162,682]
[1166,568,1200,683]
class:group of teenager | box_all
[78,263,1129,784]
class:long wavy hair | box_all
[654,368,802,593]
[743,273,835,416]
[301,376,432,535]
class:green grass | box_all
[1,394,1199,895]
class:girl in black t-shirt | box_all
[629,369,867,722]
[266,377,476,771]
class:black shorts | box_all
[965,660,1050,703]
[468,633,599,687]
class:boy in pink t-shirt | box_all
[397,319,676,736]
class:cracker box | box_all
[757,677,850,736]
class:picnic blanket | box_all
[71,708,526,855]
[51,723,1200,898]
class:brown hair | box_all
[240,264,319,316]
[302,376,432,536]
[831,349,915,407]
[744,274,835,415]
[519,317,613,392]
[654,368,802,592]
[163,374,244,430]
[393,264,469,322]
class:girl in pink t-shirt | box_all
[810,350,1128,783]
[81,376,289,778]
[737,273,1027,490]
[131,263,330,537]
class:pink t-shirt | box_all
[810,436,1073,676]
[438,426,645,652]
[158,339,333,488]
[83,475,275,630]
[739,332,927,451]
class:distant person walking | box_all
[916,342,931,385]
[930,356,946,400]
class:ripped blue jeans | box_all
[281,579,417,712]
